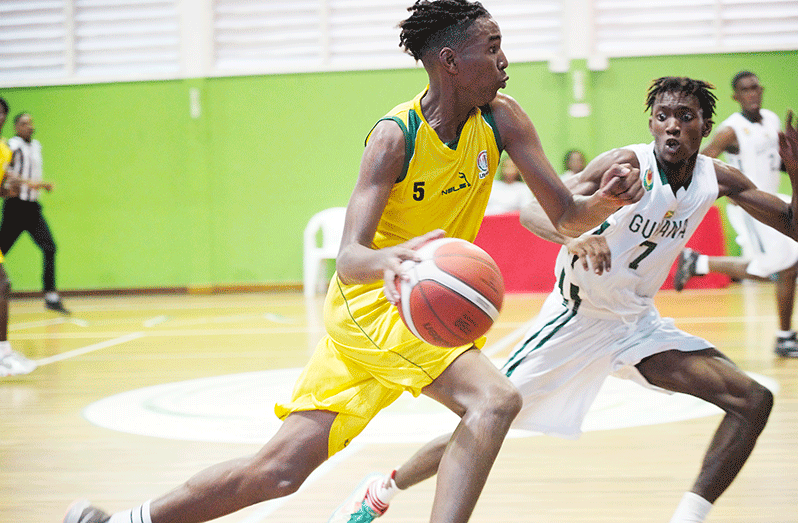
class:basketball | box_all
[396,238,505,347]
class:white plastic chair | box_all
[303,207,347,299]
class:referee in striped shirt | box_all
[1,112,69,314]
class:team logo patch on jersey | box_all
[477,150,489,179]
[643,168,654,191]
[442,172,472,195]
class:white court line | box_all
[263,313,298,324]
[9,317,68,331]
[143,315,170,328]
[35,332,145,366]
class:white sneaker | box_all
[328,473,389,523]
[0,350,37,376]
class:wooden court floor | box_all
[1,283,797,523]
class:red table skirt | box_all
[474,206,729,293]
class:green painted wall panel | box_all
[1,51,795,291]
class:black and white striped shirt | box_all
[8,136,43,202]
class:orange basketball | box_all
[396,238,505,347]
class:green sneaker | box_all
[328,473,388,523]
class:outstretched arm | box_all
[491,94,642,237]
[718,111,798,240]
[519,148,639,274]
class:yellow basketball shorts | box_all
[275,277,484,457]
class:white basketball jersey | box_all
[554,142,719,318]
[720,109,781,194]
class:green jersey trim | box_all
[480,104,503,153]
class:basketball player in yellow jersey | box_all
[63,3,642,523]
[0,97,35,377]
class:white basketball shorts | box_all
[501,292,714,439]
[726,198,798,278]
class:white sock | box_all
[0,340,11,357]
[365,470,400,513]
[695,255,710,275]
[108,500,152,523]
[669,492,712,523]
[777,329,796,339]
[45,291,59,302]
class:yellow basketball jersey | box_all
[0,138,10,178]
[368,87,503,248]
[277,91,503,449]
[0,138,9,263]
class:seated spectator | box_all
[562,149,587,177]
[485,156,534,215]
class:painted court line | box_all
[143,315,170,328]
[9,317,68,331]
[35,332,146,366]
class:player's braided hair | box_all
[399,0,490,61]
[645,76,718,121]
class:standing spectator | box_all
[674,71,798,357]
[1,112,69,314]
[0,98,36,376]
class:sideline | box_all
[34,332,146,366]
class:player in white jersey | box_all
[673,71,798,357]
[330,77,798,523]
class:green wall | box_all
[1,51,795,292]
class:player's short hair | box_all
[645,76,718,121]
[0,97,8,115]
[731,70,758,91]
[13,112,29,125]
[399,0,490,61]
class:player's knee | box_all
[249,459,308,499]
[746,383,773,431]
[480,380,522,422]
[730,381,773,436]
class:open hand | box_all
[382,229,446,304]
[779,110,798,177]
[566,235,612,275]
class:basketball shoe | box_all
[673,248,700,291]
[775,332,798,357]
[63,500,110,523]
[328,473,390,523]
[0,350,37,376]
